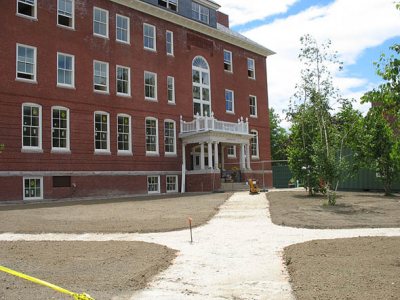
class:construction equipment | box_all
[248,179,260,194]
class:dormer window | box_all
[159,0,177,11]
[192,2,209,24]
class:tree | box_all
[269,108,289,162]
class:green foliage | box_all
[269,108,289,162]
[0,144,4,153]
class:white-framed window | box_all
[17,0,37,19]
[51,106,70,151]
[23,177,43,200]
[16,44,36,82]
[22,103,42,151]
[144,71,157,100]
[248,58,255,79]
[192,2,209,24]
[143,23,156,51]
[117,114,132,154]
[249,95,258,117]
[94,111,110,153]
[250,130,259,159]
[224,50,233,72]
[192,56,211,116]
[227,145,236,158]
[166,30,174,56]
[116,65,131,96]
[57,53,74,88]
[164,120,176,155]
[158,0,178,11]
[93,60,109,93]
[93,7,108,38]
[57,0,74,28]
[225,89,234,114]
[116,14,130,44]
[166,175,178,193]
[147,176,160,193]
[167,76,175,104]
[145,117,159,155]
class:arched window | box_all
[192,56,211,116]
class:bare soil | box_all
[268,191,400,229]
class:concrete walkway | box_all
[1,191,400,299]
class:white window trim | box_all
[251,129,259,159]
[144,71,158,101]
[51,106,70,153]
[227,145,236,158]
[117,113,132,155]
[93,7,109,39]
[16,43,37,83]
[248,58,256,79]
[57,0,75,29]
[164,119,176,156]
[225,89,235,114]
[166,175,178,193]
[116,65,131,97]
[16,0,37,20]
[224,50,233,73]
[250,95,258,118]
[166,30,174,56]
[94,111,110,154]
[23,176,43,200]
[145,117,159,156]
[192,56,212,117]
[143,23,157,51]
[93,60,109,93]
[57,52,75,88]
[21,103,42,152]
[147,175,160,194]
[116,14,130,44]
[167,76,175,104]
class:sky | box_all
[215,0,400,128]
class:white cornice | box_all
[193,0,220,10]
[110,0,275,57]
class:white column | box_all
[240,143,246,170]
[200,143,205,170]
[214,142,219,170]
[246,142,251,170]
[207,142,213,169]
[221,145,225,170]
[181,143,186,194]
[182,143,186,170]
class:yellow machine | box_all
[248,179,260,194]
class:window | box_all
[147,176,160,193]
[93,7,108,38]
[52,107,70,151]
[93,60,109,92]
[57,0,74,28]
[225,89,234,113]
[117,114,132,154]
[166,30,174,55]
[249,95,257,117]
[192,56,211,116]
[250,130,259,159]
[22,103,41,150]
[23,177,43,200]
[166,175,178,193]
[116,65,130,96]
[17,0,36,18]
[116,14,130,44]
[57,53,74,87]
[224,50,232,72]
[144,71,157,100]
[167,76,175,103]
[143,23,156,51]
[16,44,36,82]
[53,176,71,188]
[227,145,236,158]
[192,2,209,24]
[145,117,159,155]
[94,112,110,152]
[248,58,255,79]
[164,120,176,155]
[158,0,177,11]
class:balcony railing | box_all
[180,113,249,134]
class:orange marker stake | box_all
[188,217,193,243]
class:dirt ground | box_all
[284,237,400,300]
[268,190,400,229]
[0,193,229,233]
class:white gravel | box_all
[1,191,400,299]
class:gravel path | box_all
[1,191,400,299]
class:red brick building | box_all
[0,0,274,201]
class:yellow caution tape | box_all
[0,265,94,300]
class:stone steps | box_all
[221,182,249,192]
